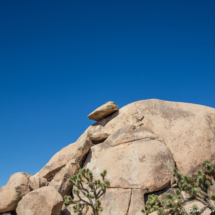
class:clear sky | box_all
[0,0,215,187]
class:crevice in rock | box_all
[46,165,66,182]
[126,189,132,215]
[103,136,160,149]
[91,139,107,145]
[108,186,149,191]
[80,150,90,168]
[0,211,17,215]
[144,182,171,207]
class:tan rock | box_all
[29,175,47,190]
[148,211,159,215]
[98,125,158,148]
[207,185,215,196]
[88,101,119,121]
[128,189,145,215]
[0,173,30,213]
[49,159,80,196]
[183,200,210,215]
[16,186,63,215]
[38,132,93,181]
[85,126,175,192]
[181,191,191,199]
[99,188,131,215]
[83,99,215,176]
[158,188,176,201]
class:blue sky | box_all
[0,0,215,187]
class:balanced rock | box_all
[49,159,80,196]
[0,173,30,213]
[16,186,63,215]
[29,175,47,190]
[88,101,119,121]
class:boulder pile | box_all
[1,99,215,215]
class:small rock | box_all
[29,175,47,190]
[88,101,119,121]
[0,173,30,213]
[89,133,109,144]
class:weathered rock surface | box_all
[49,159,80,196]
[98,188,131,215]
[85,125,175,192]
[88,101,119,121]
[29,175,47,190]
[84,99,215,176]
[0,173,30,213]
[16,186,63,215]
[38,132,93,181]
[127,189,145,215]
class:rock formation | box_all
[1,99,215,215]
[16,186,63,215]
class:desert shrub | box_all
[142,161,215,215]
[64,168,110,215]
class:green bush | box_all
[63,168,110,215]
[142,161,215,215]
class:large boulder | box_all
[84,99,215,176]
[0,173,30,213]
[49,159,80,196]
[38,132,93,181]
[88,101,119,121]
[16,186,63,215]
[85,125,175,192]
